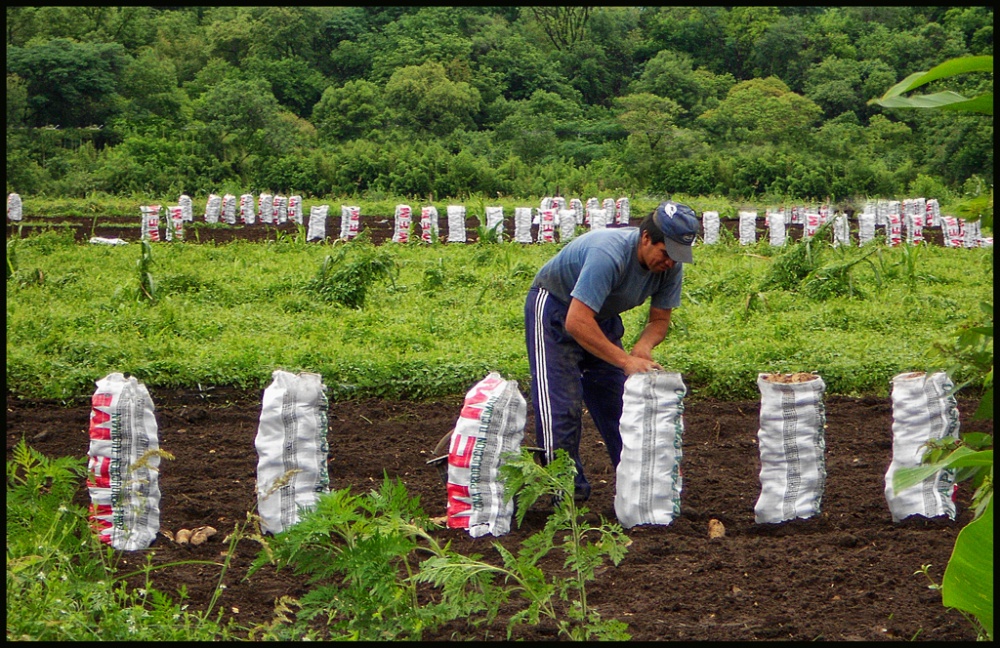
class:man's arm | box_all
[565,298,662,375]
[630,306,672,361]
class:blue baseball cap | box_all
[653,200,699,264]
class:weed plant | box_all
[5,439,237,640]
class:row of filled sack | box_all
[443,370,965,536]
[84,368,966,551]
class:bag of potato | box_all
[447,372,526,538]
[614,371,687,528]
[739,211,757,245]
[140,205,161,242]
[307,205,329,241]
[514,207,533,243]
[86,373,162,551]
[204,194,221,223]
[447,205,466,243]
[222,193,237,225]
[240,193,256,225]
[255,370,331,535]
[8,192,23,221]
[754,373,827,524]
[393,204,412,243]
[702,211,720,245]
[258,193,274,225]
[288,195,303,225]
[884,372,959,522]
[179,194,193,221]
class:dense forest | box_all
[5,6,994,204]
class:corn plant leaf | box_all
[880,56,993,97]
[873,91,992,114]
[941,497,993,640]
[870,55,993,115]
[893,447,993,493]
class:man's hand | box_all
[623,355,662,375]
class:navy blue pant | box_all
[524,286,627,500]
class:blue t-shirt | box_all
[531,228,684,320]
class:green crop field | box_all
[6,225,993,401]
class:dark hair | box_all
[639,212,665,244]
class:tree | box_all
[613,92,681,151]
[697,76,823,145]
[383,61,481,137]
[529,7,590,51]
[6,39,130,128]
[311,80,385,143]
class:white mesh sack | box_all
[166,206,184,242]
[222,194,237,225]
[514,207,534,243]
[739,211,757,245]
[178,194,193,221]
[258,194,274,225]
[536,208,556,243]
[767,210,786,247]
[941,216,962,247]
[602,198,616,224]
[614,371,687,529]
[558,208,577,242]
[240,194,256,225]
[585,197,600,226]
[204,194,221,224]
[273,195,288,224]
[701,211,720,245]
[447,205,466,243]
[255,371,331,535]
[569,198,584,225]
[926,199,942,227]
[589,208,608,230]
[288,195,303,225]
[832,213,850,248]
[140,205,161,242]
[340,205,360,240]
[754,373,827,524]
[804,211,821,239]
[86,372,162,551]
[393,204,411,243]
[485,206,504,241]
[446,372,526,538]
[421,206,440,242]
[884,372,959,522]
[858,211,876,245]
[963,219,981,248]
[616,197,631,225]
[307,205,329,241]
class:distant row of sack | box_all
[701,209,992,248]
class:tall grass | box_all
[5,228,993,400]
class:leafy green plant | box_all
[416,449,632,641]
[248,476,482,641]
[304,242,397,309]
[760,220,834,291]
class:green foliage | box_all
[249,476,478,641]
[417,449,631,641]
[6,439,236,641]
[303,242,397,309]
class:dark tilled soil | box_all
[8,214,947,247]
[6,388,990,641]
